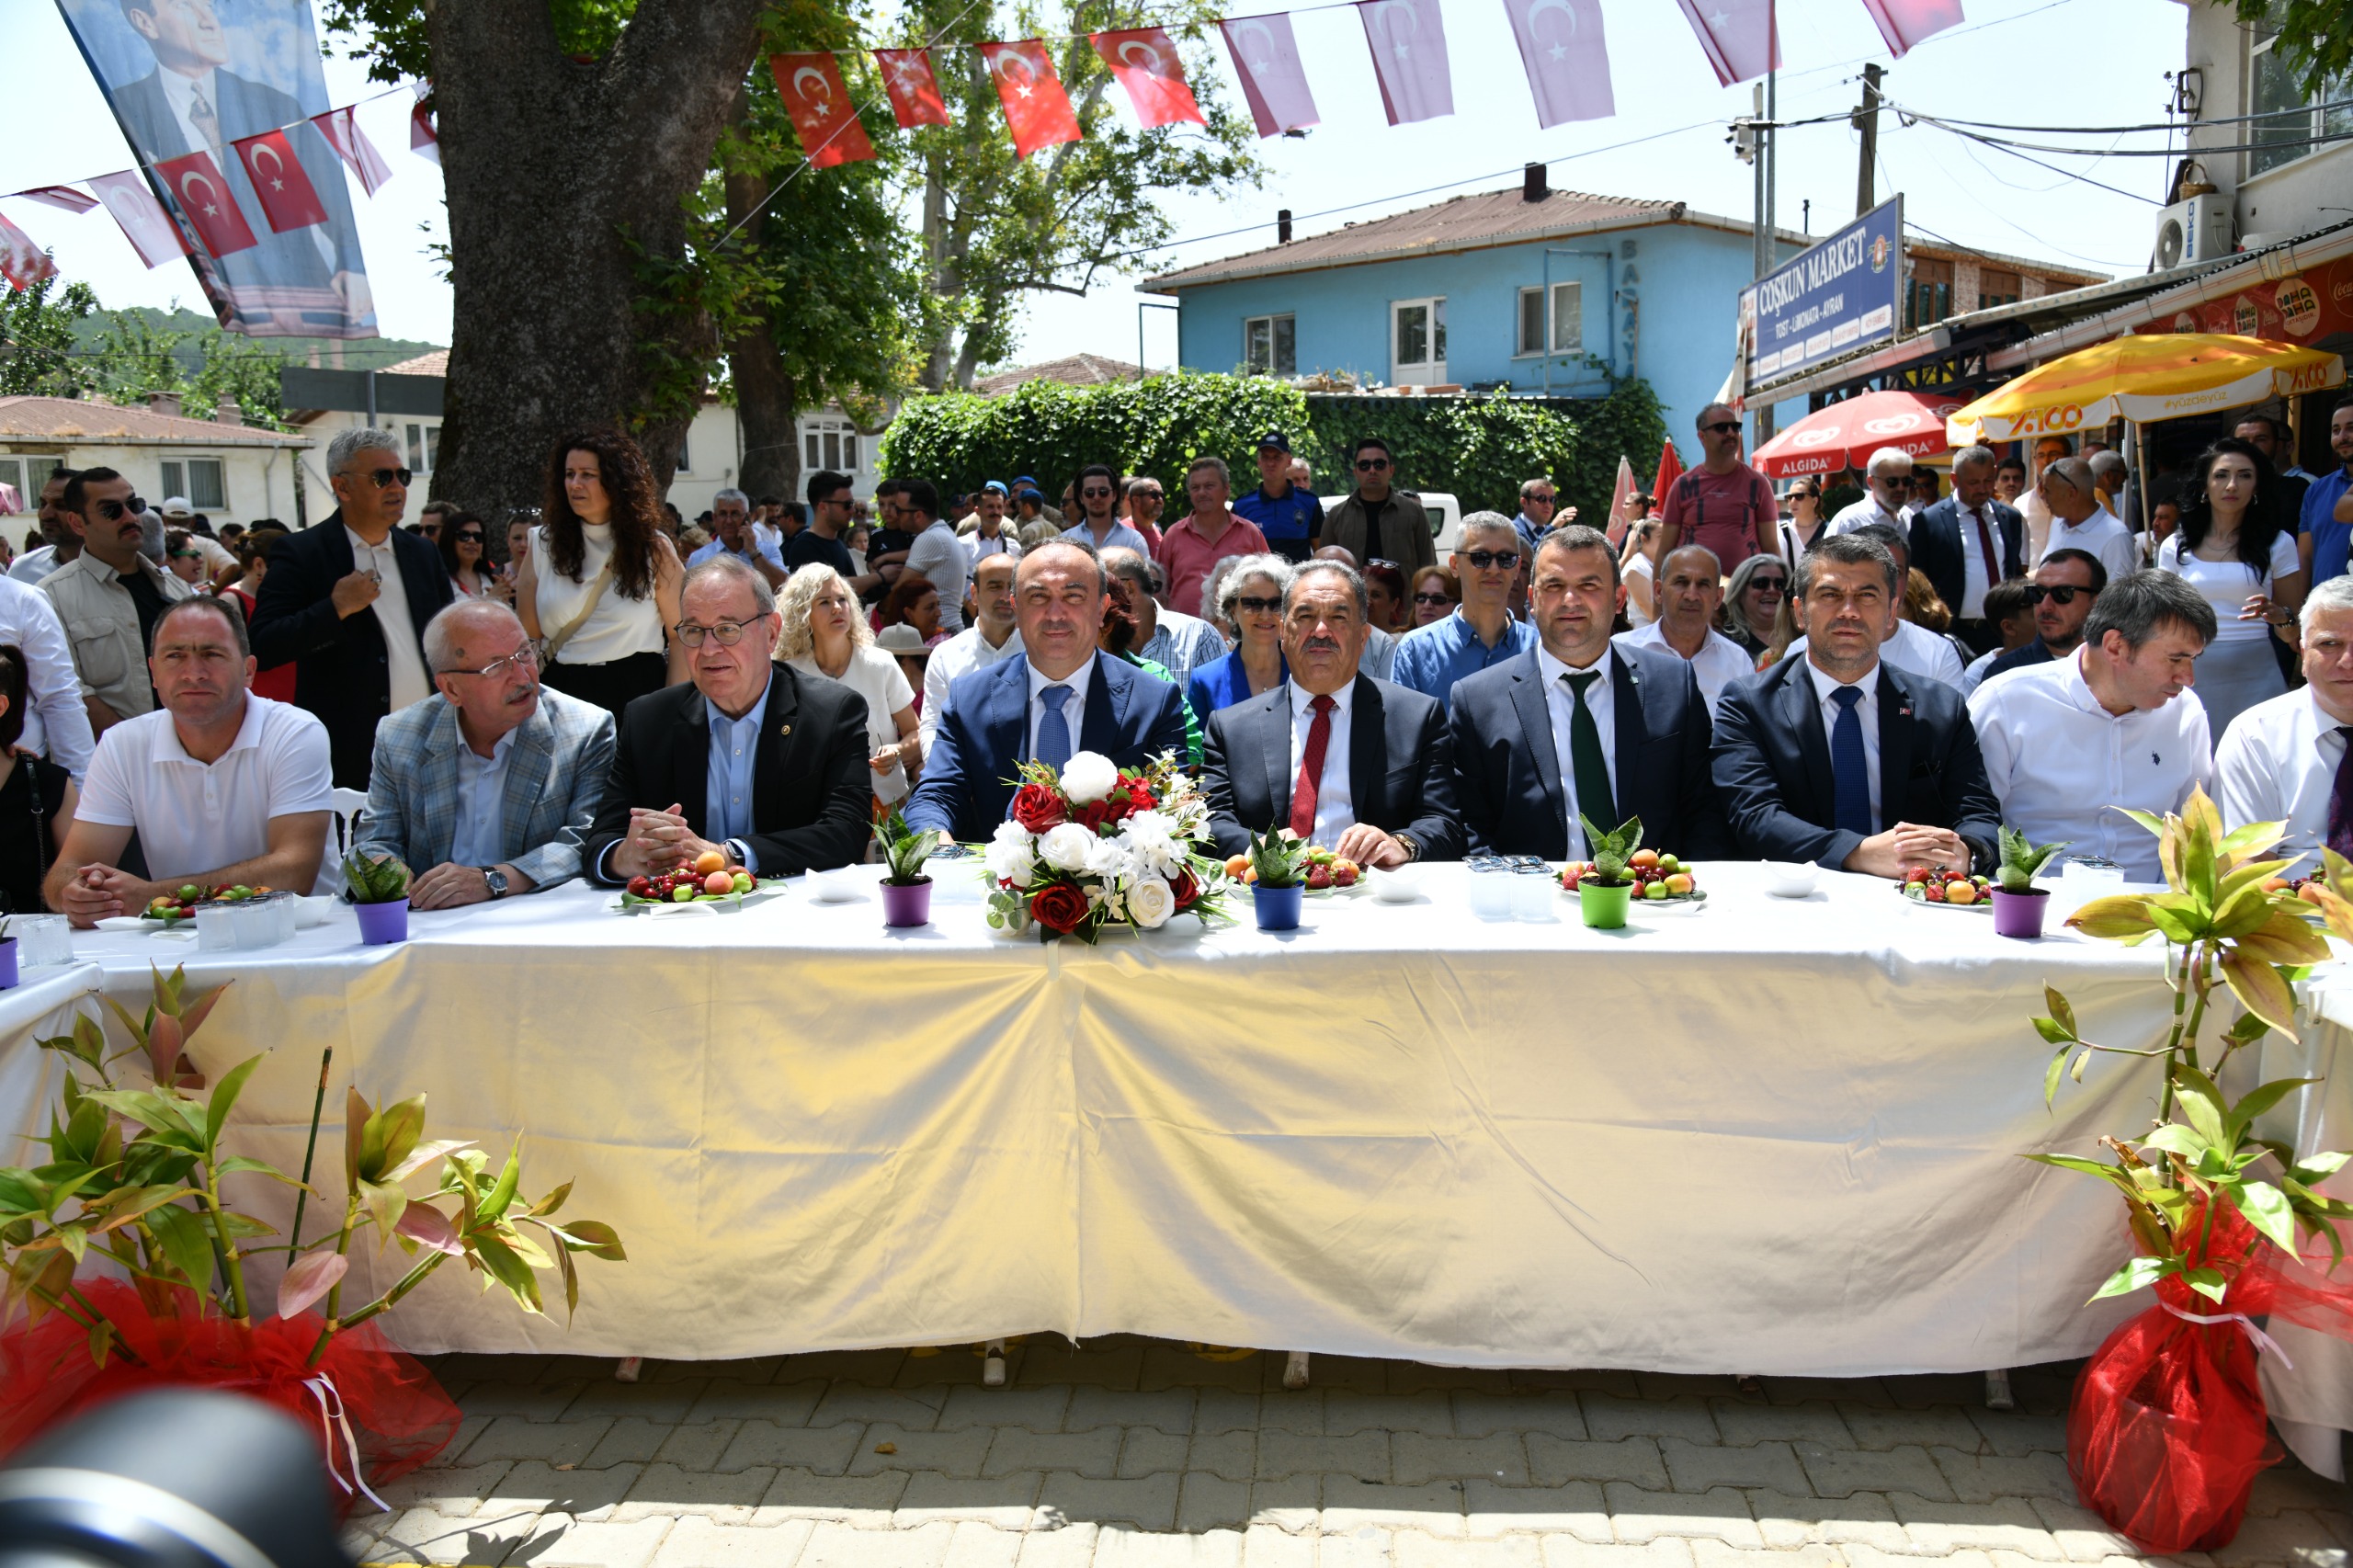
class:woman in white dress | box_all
[516,430,685,715]
[779,565,921,809]
[1619,519,1657,629]
[1777,478,1828,570]
[2154,437,2305,739]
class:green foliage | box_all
[342,851,413,904]
[0,278,98,397]
[1577,814,1643,886]
[2214,0,2352,104]
[1994,826,2068,894]
[4,294,299,430]
[1246,824,1312,890]
[873,810,936,886]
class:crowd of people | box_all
[0,389,2348,927]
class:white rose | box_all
[1123,812,1180,876]
[1125,876,1176,929]
[984,821,1037,885]
[1061,751,1119,805]
[1038,822,1097,874]
[1088,835,1134,884]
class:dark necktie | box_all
[1965,506,2001,603]
[1037,684,1073,773]
[1290,694,1336,838]
[190,85,220,150]
[1830,685,1872,836]
[1563,671,1617,839]
[2327,727,2353,862]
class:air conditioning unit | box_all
[2154,195,2233,268]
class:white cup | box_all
[1468,865,1514,921]
[14,915,71,968]
[1513,867,1558,921]
[1369,866,1422,903]
[195,905,237,952]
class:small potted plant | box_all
[1574,813,1643,929]
[1246,825,1311,932]
[344,851,413,945]
[1991,825,2068,938]
[874,811,936,927]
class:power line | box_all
[1882,98,2353,135]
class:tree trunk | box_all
[722,86,801,506]
[425,0,767,520]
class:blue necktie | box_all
[1037,684,1074,773]
[1829,685,1872,837]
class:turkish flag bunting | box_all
[16,187,98,214]
[1500,0,1613,127]
[873,48,949,128]
[770,53,875,167]
[153,150,258,256]
[231,130,329,233]
[1677,0,1778,85]
[0,214,55,292]
[410,93,441,165]
[1858,0,1964,57]
[1218,14,1320,137]
[1091,28,1204,129]
[980,41,1082,160]
[88,171,190,268]
[1357,0,1453,125]
[312,107,393,195]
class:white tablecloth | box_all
[32,865,2182,1372]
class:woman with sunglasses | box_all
[1186,554,1294,722]
[516,431,685,715]
[1407,565,1459,628]
[1777,480,1828,570]
[779,565,920,809]
[163,528,209,589]
[1363,561,1409,635]
[1719,553,1790,665]
[2154,436,2305,736]
[438,510,496,599]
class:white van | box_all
[1319,491,1464,556]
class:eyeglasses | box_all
[1522,493,1556,506]
[675,619,763,647]
[440,645,540,681]
[455,529,485,542]
[1413,592,1453,606]
[1355,458,1392,472]
[1131,490,1164,503]
[2023,585,2086,606]
[349,466,412,489]
[1703,422,1742,435]
[95,497,148,521]
[1461,550,1520,571]
[1234,595,1284,615]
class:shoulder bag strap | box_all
[541,557,617,664]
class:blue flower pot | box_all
[1254,882,1302,932]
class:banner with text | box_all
[1742,196,1903,392]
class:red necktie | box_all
[1290,694,1336,838]
[1966,506,2001,604]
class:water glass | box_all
[195,905,238,953]
[229,902,281,951]
[1513,865,1558,921]
[1467,861,1514,921]
[2050,856,2128,926]
[13,915,72,968]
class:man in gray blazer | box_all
[354,601,615,906]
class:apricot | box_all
[693,848,727,875]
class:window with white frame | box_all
[1244,313,1296,376]
[1517,282,1583,356]
[404,422,440,473]
[1391,297,1446,384]
[159,458,225,512]
[800,416,869,478]
[0,456,63,514]
[2251,26,2352,177]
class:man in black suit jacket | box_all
[1202,560,1462,863]
[1449,527,1728,860]
[251,429,452,788]
[1909,446,2025,655]
[1712,533,2000,874]
[584,556,870,882]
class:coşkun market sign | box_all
[1742,197,1904,390]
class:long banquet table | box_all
[13,861,2201,1374]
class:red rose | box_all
[1030,882,1091,934]
[1010,783,1067,833]
[1170,869,1200,911]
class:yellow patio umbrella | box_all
[1945,333,2346,447]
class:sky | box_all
[0,0,2193,373]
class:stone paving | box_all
[347,1339,2352,1568]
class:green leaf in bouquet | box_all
[2181,1265,2230,1304]
[2227,1077,2317,1142]
[525,1179,573,1219]
[143,1203,218,1291]
[204,1055,267,1152]
[2220,949,2299,1040]
[357,1176,406,1242]
[480,1146,522,1223]
[215,1212,277,1238]
[554,1219,626,1261]
[383,1139,473,1186]
[213,1155,310,1189]
[370,1095,428,1182]
[471,1232,543,1313]
[86,1184,195,1233]
[2228,1178,2298,1251]
[2090,1253,2175,1301]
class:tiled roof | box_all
[0,396,308,447]
[973,353,1145,395]
[382,350,449,377]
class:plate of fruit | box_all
[1559,851,1704,906]
[1218,847,1366,894]
[1899,867,1993,910]
[140,882,273,926]
[2263,875,2330,908]
[618,851,768,914]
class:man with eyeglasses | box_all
[40,465,193,737]
[353,600,615,907]
[1158,457,1269,626]
[1390,513,1536,710]
[250,426,453,788]
[1063,464,1152,563]
[585,556,871,884]
[1233,431,1320,564]
[1829,449,1917,537]
[1975,550,2106,688]
[1322,437,1436,576]
[1123,477,1169,556]
[1655,403,1777,575]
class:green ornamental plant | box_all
[1577,814,1644,888]
[343,851,412,905]
[1246,825,1312,891]
[873,811,935,888]
[1995,826,2069,894]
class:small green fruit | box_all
[1643,881,1669,900]
[733,873,754,893]
[671,885,695,903]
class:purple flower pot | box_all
[881,878,933,927]
[355,898,409,946]
[1254,882,1302,932]
[1992,887,2048,939]
[0,937,18,990]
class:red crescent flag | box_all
[410,94,441,165]
[153,150,257,256]
[1357,0,1453,125]
[312,107,393,195]
[16,187,98,214]
[1090,28,1203,129]
[230,130,329,233]
[1858,0,1965,56]
[769,53,875,167]
[979,41,1082,160]
[873,48,949,128]
[1676,0,1779,85]
[1218,14,1320,138]
[88,171,190,268]
[0,214,55,292]
[1500,0,1613,127]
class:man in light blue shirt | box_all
[704,679,769,858]
[1389,513,1536,710]
[686,489,786,590]
[1103,547,1224,693]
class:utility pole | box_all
[1852,62,1882,218]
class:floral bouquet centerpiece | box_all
[984,750,1231,941]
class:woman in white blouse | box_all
[2155,436,2305,739]
[778,565,921,808]
[515,431,685,714]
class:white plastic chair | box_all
[329,787,369,861]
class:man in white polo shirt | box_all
[46,597,335,925]
[1968,570,2217,882]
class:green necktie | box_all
[1563,670,1616,836]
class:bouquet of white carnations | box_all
[983,750,1230,942]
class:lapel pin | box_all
[779,723,792,737]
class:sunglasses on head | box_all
[95,497,148,521]
[2024,585,2085,606]
[1355,457,1391,471]
[1462,550,1519,571]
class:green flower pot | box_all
[1578,880,1634,930]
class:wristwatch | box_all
[1393,831,1422,864]
[481,867,510,900]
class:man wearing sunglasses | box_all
[354,600,616,907]
[1322,437,1437,576]
[1655,403,1777,575]
[1827,449,1917,537]
[40,466,194,736]
[1975,551,2106,687]
[1390,513,1537,709]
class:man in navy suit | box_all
[1711,533,2000,875]
[1448,527,1728,860]
[1909,445,2025,656]
[1201,559,1461,863]
[904,540,1189,844]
